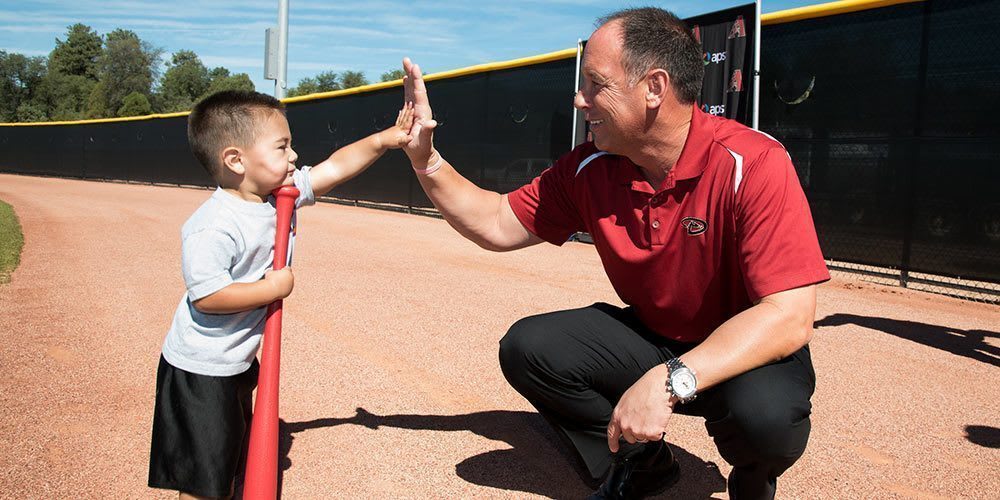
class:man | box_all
[400,7,828,500]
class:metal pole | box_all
[752,0,761,130]
[275,0,289,99]
[571,39,583,149]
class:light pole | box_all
[264,0,290,98]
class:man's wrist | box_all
[412,150,442,175]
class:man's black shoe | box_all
[586,441,680,499]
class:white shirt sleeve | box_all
[182,228,238,301]
[294,165,316,208]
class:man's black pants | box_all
[498,303,815,500]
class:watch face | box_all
[671,369,697,398]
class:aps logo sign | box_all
[704,51,727,65]
[702,104,726,116]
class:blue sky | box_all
[2,0,820,94]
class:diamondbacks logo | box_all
[728,16,747,39]
[728,69,744,93]
[681,217,708,236]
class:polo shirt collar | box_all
[617,104,715,192]
[672,103,715,182]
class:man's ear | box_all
[645,69,671,109]
[222,146,244,175]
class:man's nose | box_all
[573,89,588,110]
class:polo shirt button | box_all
[651,220,660,229]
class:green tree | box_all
[49,24,102,80]
[313,71,340,91]
[202,71,255,98]
[208,67,231,80]
[93,29,162,118]
[117,91,152,117]
[0,51,47,122]
[380,69,405,82]
[288,70,340,97]
[159,50,209,112]
[16,102,46,122]
[340,70,368,89]
[85,81,107,118]
[33,72,95,121]
[288,76,318,97]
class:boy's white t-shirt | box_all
[161,167,315,376]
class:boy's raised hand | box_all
[377,102,415,150]
[402,57,438,167]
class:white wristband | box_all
[413,154,443,175]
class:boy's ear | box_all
[221,146,245,175]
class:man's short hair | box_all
[597,7,704,104]
[187,90,286,182]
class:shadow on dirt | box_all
[964,425,1000,448]
[814,313,999,367]
[278,408,727,498]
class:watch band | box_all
[665,357,685,373]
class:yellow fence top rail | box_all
[283,47,578,104]
[762,0,923,25]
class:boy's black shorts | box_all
[148,355,259,497]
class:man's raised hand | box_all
[402,57,437,167]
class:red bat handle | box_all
[244,185,299,499]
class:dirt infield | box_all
[0,173,997,499]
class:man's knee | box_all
[709,398,812,470]
[498,316,548,384]
[741,404,811,465]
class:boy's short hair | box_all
[187,90,286,182]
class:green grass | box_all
[0,199,24,284]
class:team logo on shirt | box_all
[681,217,708,236]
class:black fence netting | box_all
[285,59,575,209]
[1,115,205,186]
[1,0,997,288]
[759,0,1000,285]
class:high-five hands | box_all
[376,102,415,150]
[606,365,674,453]
[401,57,438,167]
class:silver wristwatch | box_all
[665,357,697,403]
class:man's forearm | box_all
[678,285,817,392]
[415,155,537,251]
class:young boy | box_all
[148,90,413,499]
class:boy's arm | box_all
[193,268,294,314]
[308,104,413,197]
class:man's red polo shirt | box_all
[508,106,830,343]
